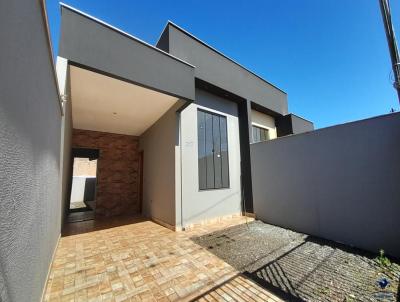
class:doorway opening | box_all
[67,148,99,222]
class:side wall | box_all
[72,129,140,216]
[251,113,400,257]
[180,89,242,227]
[0,1,62,301]
[60,91,72,224]
[56,57,73,226]
[139,102,183,227]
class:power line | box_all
[379,0,400,104]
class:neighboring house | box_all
[56,4,313,230]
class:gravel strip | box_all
[191,220,400,302]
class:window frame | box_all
[252,124,270,143]
[197,108,230,191]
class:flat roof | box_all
[59,3,195,69]
[59,3,285,96]
[159,21,287,95]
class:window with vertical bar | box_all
[252,125,270,143]
[198,109,230,190]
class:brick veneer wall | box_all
[72,129,140,216]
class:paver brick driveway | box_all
[44,217,281,302]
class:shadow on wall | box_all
[190,221,400,302]
[251,112,400,258]
[62,215,147,237]
[69,176,96,210]
[83,177,96,207]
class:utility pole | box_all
[379,0,400,104]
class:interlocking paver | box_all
[44,217,282,302]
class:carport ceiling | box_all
[70,65,179,136]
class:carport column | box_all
[175,110,183,230]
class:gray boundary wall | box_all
[0,1,62,301]
[251,113,400,257]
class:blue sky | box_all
[46,0,400,129]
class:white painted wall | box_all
[251,109,277,139]
[70,176,96,204]
[70,177,86,204]
[179,89,242,227]
[140,102,183,227]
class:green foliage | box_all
[320,287,330,295]
[376,249,391,267]
[344,296,355,302]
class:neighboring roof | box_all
[158,21,287,95]
[59,3,194,69]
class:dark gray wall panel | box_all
[291,114,314,134]
[167,25,288,115]
[276,114,294,137]
[195,88,239,117]
[157,26,169,53]
[59,7,195,101]
[251,113,400,257]
[276,114,314,137]
[239,101,254,212]
[0,1,62,301]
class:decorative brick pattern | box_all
[72,129,140,217]
[44,217,282,302]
